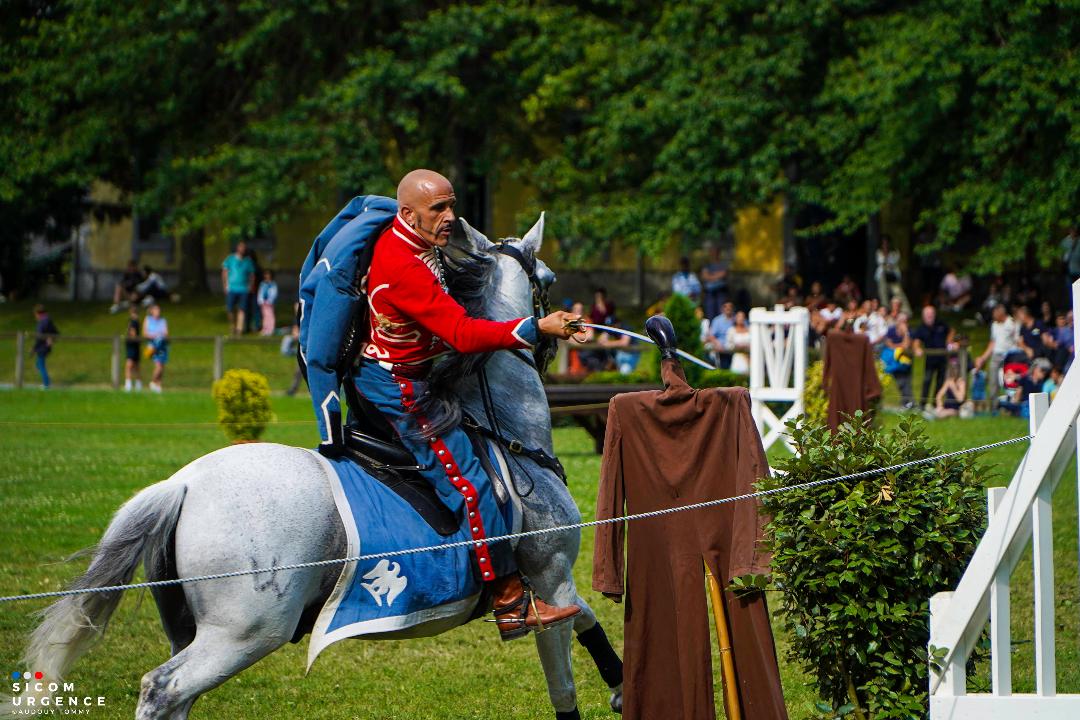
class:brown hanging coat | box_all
[592,359,788,720]
[823,329,882,432]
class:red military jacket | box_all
[361,214,538,369]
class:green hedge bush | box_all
[758,414,987,719]
[211,368,272,443]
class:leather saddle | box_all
[340,377,507,537]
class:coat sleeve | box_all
[592,403,626,595]
[388,262,539,352]
[727,390,773,581]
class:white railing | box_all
[928,281,1080,719]
[749,304,808,453]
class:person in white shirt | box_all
[974,304,1019,410]
[853,300,889,346]
[725,311,752,374]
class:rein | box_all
[467,241,567,485]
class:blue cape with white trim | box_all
[307,447,517,669]
[298,195,397,445]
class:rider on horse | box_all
[316,169,583,639]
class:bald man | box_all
[349,169,582,639]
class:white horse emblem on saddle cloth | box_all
[361,559,408,607]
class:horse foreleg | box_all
[574,617,624,714]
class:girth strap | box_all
[462,415,567,485]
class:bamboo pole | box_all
[705,561,741,720]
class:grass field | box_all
[0,379,1076,716]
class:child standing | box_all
[257,269,278,336]
[124,306,142,391]
[143,304,169,393]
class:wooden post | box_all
[14,331,26,388]
[213,336,224,382]
[111,336,122,389]
[705,562,741,720]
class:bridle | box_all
[460,240,567,486]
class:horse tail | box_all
[22,478,187,682]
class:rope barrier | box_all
[0,433,1031,604]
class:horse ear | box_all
[521,212,545,254]
[457,217,494,252]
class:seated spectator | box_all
[781,285,803,309]
[598,322,639,374]
[815,298,843,335]
[1039,301,1054,328]
[882,312,915,409]
[132,265,169,307]
[775,262,802,300]
[725,311,752,374]
[590,287,617,326]
[998,362,1040,417]
[672,257,702,301]
[1050,311,1075,370]
[566,301,607,375]
[110,260,145,313]
[887,296,904,323]
[933,360,967,418]
[853,300,888,346]
[803,281,826,310]
[833,275,861,307]
[1044,364,1065,400]
[938,268,973,311]
[705,301,736,369]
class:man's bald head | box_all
[397,169,457,248]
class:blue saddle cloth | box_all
[307,447,515,669]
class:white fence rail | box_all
[928,280,1080,719]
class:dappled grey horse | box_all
[8,215,622,719]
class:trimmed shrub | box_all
[582,369,654,385]
[662,293,706,384]
[698,368,749,388]
[212,368,272,443]
[758,414,988,719]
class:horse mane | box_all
[413,245,556,438]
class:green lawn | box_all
[0,297,300,391]
[0,385,1075,718]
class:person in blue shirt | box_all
[221,241,255,335]
[671,256,702,301]
[705,301,736,369]
[142,303,169,393]
[257,269,278,336]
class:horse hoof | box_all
[609,685,623,714]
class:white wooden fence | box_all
[749,304,809,453]
[928,280,1080,718]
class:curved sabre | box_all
[576,322,718,371]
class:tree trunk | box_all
[178,229,208,293]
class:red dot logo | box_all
[34,671,43,680]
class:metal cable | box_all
[0,434,1030,604]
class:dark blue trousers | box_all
[353,359,515,581]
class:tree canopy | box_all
[2,0,1077,290]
